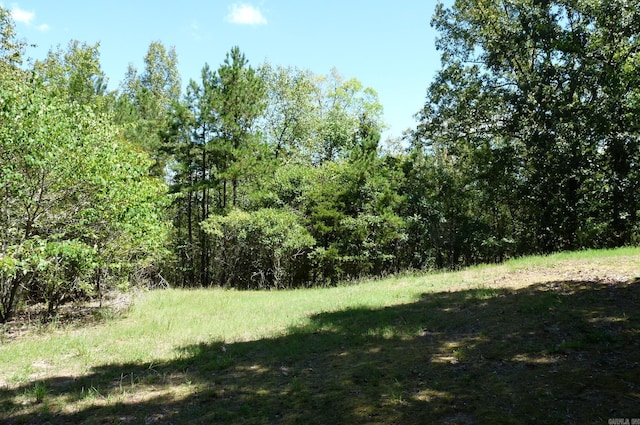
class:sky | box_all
[6,1,452,140]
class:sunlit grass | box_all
[2,247,639,374]
[0,246,639,424]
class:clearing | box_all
[1,247,639,424]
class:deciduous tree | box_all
[412,0,640,259]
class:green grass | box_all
[1,247,639,424]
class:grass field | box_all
[1,247,639,424]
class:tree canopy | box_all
[411,0,640,261]
[1,1,639,320]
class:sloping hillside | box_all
[1,248,639,424]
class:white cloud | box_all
[226,3,267,26]
[9,3,50,31]
[10,4,34,25]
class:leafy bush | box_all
[202,209,315,289]
[0,75,169,322]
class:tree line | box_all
[1,0,638,322]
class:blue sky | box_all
[7,1,451,140]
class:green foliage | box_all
[0,68,169,321]
[311,69,384,164]
[0,6,25,69]
[258,65,385,165]
[162,47,268,287]
[159,43,400,288]
[202,208,315,288]
[303,158,406,282]
[411,0,640,266]
[212,47,268,209]
[258,63,319,161]
[34,40,109,109]
[116,41,181,176]
[2,1,638,295]
[22,238,96,318]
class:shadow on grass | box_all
[2,278,640,424]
